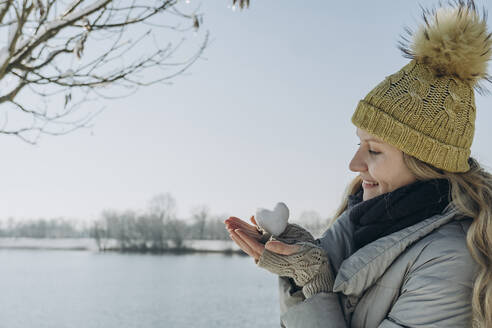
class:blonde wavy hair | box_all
[330,155,492,328]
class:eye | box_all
[357,143,380,155]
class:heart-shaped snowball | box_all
[255,202,289,236]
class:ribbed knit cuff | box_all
[256,242,326,287]
[302,260,335,299]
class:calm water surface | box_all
[0,250,280,328]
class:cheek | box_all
[370,159,414,192]
[367,159,384,178]
[368,158,393,188]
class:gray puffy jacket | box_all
[278,206,477,327]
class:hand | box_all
[224,216,301,262]
[225,215,272,244]
[224,215,262,240]
[225,215,315,245]
[225,219,334,298]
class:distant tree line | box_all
[0,217,91,238]
[92,193,230,252]
[0,193,330,253]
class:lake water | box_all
[0,249,280,328]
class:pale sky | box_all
[2,0,492,222]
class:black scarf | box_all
[347,178,451,251]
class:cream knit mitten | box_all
[256,242,334,298]
[256,223,315,244]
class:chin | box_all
[363,189,382,201]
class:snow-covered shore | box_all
[0,238,242,253]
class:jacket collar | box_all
[332,207,461,297]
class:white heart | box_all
[255,202,289,236]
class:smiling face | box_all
[349,128,417,201]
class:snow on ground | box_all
[0,238,241,252]
[183,239,240,252]
[0,238,99,251]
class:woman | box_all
[225,1,492,327]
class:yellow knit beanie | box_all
[351,0,492,173]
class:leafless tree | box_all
[147,192,177,248]
[166,217,186,249]
[148,192,176,222]
[232,0,249,10]
[207,214,230,240]
[191,204,208,239]
[92,219,108,250]
[0,0,208,143]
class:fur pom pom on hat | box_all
[399,1,492,92]
[351,0,492,173]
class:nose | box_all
[349,148,367,173]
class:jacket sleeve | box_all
[279,289,348,328]
[278,277,304,315]
[377,236,476,327]
[278,252,349,327]
[279,274,347,328]
[278,212,355,327]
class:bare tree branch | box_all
[0,0,209,144]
